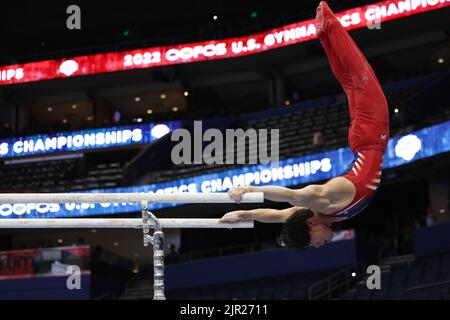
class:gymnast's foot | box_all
[315,1,335,38]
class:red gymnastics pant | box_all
[316,1,390,153]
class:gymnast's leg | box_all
[316,1,389,153]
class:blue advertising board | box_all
[0,121,182,159]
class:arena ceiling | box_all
[1,0,378,63]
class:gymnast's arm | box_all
[230,185,297,203]
[229,184,333,212]
[220,206,300,224]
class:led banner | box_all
[0,245,90,279]
[0,120,448,218]
[0,121,182,159]
[1,0,449,86]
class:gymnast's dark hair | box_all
[279,208,314,249]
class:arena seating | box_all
[121,269,341,300]
[0,158,125,192]
[0,158,80,192]
[338,251,450,300]
[131,251,450,300]
[69,161,124,192]
[171,270,343,300]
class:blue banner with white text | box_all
[0,121,182,159]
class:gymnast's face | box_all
[306,217,333,248]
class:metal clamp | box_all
[141,201,152,247]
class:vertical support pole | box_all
[141,201,165,300]
[152,229,165,300]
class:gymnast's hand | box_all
[220,210,253,223]
[228,186,250,204]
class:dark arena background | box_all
[0,0,449,304]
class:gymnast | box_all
[221,1,389,249]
